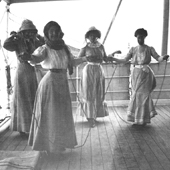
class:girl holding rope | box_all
[77,26,121,128]
[28,21,91,155]
[109,28,169,126]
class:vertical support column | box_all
[5,4,10,109]
[76,66,79,107]
[161,0,169,55]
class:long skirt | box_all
[77,63,108,119]
[127,66,157,124]
[10,62,38,133]
[34,64,48,84]
[28,71,77,152]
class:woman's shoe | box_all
[142,123,147,126]
[90,119,96,128]
[132,122,147,127]
[19,131,29,137]
[88,118,96,128]
[59,147,66,152]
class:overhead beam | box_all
[3,0,74,5]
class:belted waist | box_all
[49,69,67,73]
[134,64,148,68]
[88,62,101,65]
[19,60,29,64]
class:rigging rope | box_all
[101,0,131,125]
[105,62,132,125]
[68,72,92,148]
[102,0,123,45]
[0,9,6,26]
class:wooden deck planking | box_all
[97,118,115,170]
[0,130,17,150]
[0,128,13,144]
[144,108,170,170]
[155,107,170,129]
[0,106,170,170]
[104,115,127,170]
[112,107,151,170]
[120,107,163,170]
[141,130,170,170]
[15,136,28,151]
[5,133,23,151]
[78,117,92,170]
[110,107,141,170]
[122,106,170,170]
[90,116,104,170]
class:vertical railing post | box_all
[5,4,11,110]
[161,0,169,55]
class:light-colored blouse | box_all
[125,45,160,65]
[31,45,72,69]
[78,42,107,63]
[31,44,86,69]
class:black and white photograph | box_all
[0,0,170,169]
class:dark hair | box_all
[43,21,64,39]
[134,28,148,37]
[85,30,101,39]
[85,26,101,39]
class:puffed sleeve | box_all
[3,35,19,52]
[30,45,47,64]
[124,47,133,61]
[150,46,160,61]
[71,47,87,66]
[100,45,108,62]
[77,47,86,58]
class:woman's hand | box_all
[86,55,93,62]
[105,54,116,62]
[86,55,102,62]
[112,50,121,56]
[18,52,31,61]
[106,50,121,62]
[163,55,169,61]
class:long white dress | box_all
[28,45,77,152]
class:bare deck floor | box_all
[1,106,170,170]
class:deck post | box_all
[161,0,169,55]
